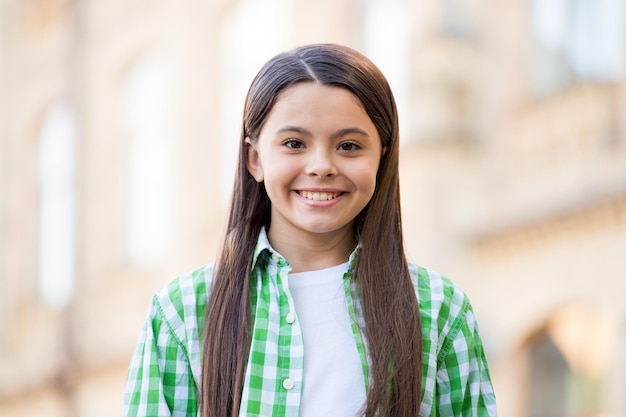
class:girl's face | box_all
[246,82,383,245]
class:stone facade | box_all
[1,1,624,416]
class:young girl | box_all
[122,44,498,417]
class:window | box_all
[359,0,412,142]
[439,0,479,39]
[38,101,77,309]
[529,307,608,417]
[531,0,625,95]
[121,52,177,267]
[529,332,569,417]
[220,0,293,204]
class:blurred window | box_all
[529,332,569,417]
[359,0,412,142]
[38,101,77,309]
[530,330,604,417]
[439,0,479,39]
[219,0,293,204]
[121,52,176,267]
[531,0,625,95]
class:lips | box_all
[297,191,342,201]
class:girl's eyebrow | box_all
[331,127,370,139]
[275,125,312,136]
[275,125,370,139]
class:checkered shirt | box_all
[122,229,498,416]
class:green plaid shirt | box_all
[123,229,497,416]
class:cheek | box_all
[352,161,380,196]
[261,163,297,192]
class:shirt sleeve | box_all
[122,296,199,417]
[435,299,498,417]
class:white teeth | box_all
[301,191,339,201]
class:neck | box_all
[267,225,356,273]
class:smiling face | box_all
[245,82,383,247]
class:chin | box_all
[303,223,351,235]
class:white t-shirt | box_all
[287,262,366,417]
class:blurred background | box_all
[1,0,625,416]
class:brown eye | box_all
[338,142,360,151]
[284,139,305,149]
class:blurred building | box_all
[1,0,624,416]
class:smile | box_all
[297,191,342,201]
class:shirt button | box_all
[282,378,294,390]
[285,312,296,324]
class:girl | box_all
[123,44,498,417]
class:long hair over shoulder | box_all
[201,44,422,417]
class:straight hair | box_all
[201,43,422,417]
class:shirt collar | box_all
[251,227,274,267]
[347,243,359,272]
[251,227,360,272]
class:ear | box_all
[245,137,264,182]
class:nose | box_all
[305,147,337,178]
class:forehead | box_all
[278,81,363,104]
[261,82,374,131]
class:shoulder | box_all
[408,264,498,415]
[151,264,215,348]
[408,263,470,317]
[408,263,475,356]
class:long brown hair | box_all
[201,44,422,417]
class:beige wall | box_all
[1,0,624,416]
